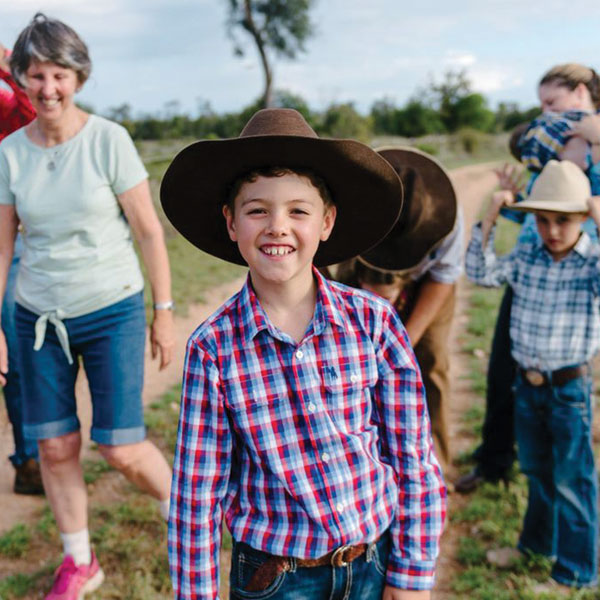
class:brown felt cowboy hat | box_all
[159,108,404,267]
[358,146,457,272]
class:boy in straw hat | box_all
[161,109,445,600]
[334,147,463,474]
[465,159,599,592]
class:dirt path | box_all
[433,162,500,598]
[0,162,500,595]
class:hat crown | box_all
[531,160,590,206]
[240,108,318,138]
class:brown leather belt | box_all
[245,541,372,592]
[518,364,588,388]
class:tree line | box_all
[102,69,539,142]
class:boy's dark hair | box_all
[225,166,334,213]
[508,122,530,162]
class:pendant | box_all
[48,161,56,171]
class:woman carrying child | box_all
[456,62,600,494]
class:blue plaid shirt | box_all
[466,224,600,371]
[168,268,446,599]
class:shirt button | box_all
[321,452,330,463]
[295,349,304,359]
[307,402,316,413]
[336,503,344,513]
[350,373,359,383]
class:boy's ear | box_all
[223,205,237,242]
[320,205,337,242]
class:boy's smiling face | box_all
[224,173,336,290]
[534,210,587,261]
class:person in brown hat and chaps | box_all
[334,148,463,474]
[161,109,446,600]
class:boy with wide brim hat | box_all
[334,146,463,473]
[161,109,446,600]
[466,159,600,591]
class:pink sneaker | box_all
[45,552,105,599]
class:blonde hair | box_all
[539,63,600,108]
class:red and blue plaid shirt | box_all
[0,68,35,142]
[168,268,446,599]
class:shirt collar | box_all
[534,231,593,262]
[236,267,347,347]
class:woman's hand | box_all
[383,586,430,600]
[570,114,600,145]
[493,163,523,195]
[0,329,8,386]
[150,310,175,371]
[0,43,9,72]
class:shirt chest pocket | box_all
[322,361,376,431]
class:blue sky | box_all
[2,0,600,118]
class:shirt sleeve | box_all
[465,222,515,287]
[105,121,148,195]
[372,307,446,590]
[427,208,464,284]
[168,337,232,600]
[0,68,35,134]
[0,149,15,206]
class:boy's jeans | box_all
[514,371,598,587]
[1,237,38,467]
[230,532,390,599]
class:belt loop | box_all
[365,542,376,563]
[288,557,297,573]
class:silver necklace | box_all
[47,147,62,171]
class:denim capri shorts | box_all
[16,291,147,445]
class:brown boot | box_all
[13,458,44,495]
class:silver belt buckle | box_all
[331,544,351,567]
[524,369,545,387]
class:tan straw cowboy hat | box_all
[358,147,457,272]
[509,160,591,214]
[160,109,404,266]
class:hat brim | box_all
[160,136,403,267]
[359,146,457,272]
[509,200,589,214]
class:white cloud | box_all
[443,51,477,69]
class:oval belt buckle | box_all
[525,369,545,387]
[331,544,351,567]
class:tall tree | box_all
[226,0,315,108]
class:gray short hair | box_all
[11,13,91,88]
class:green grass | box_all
[0,524,30,558]
[82,458,113,485]
[0,573,37,599]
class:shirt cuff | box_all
[386,556,437,590]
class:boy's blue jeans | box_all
[514,371,598,587]
[229,532,390,599]
[1,239,38,467]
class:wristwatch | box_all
[153,300,175,311]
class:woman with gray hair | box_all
[0,13,174,599]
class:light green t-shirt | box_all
[0,115,147,319]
